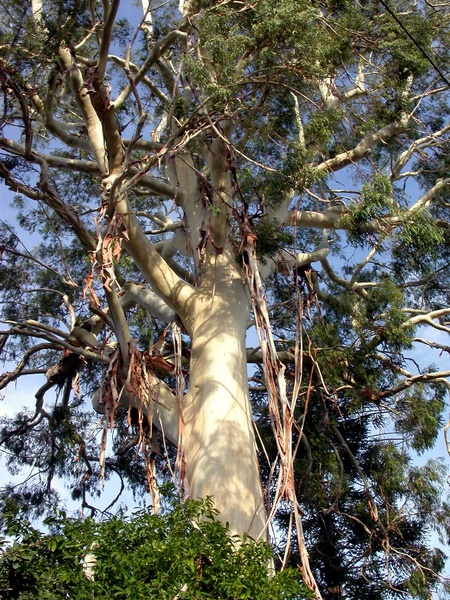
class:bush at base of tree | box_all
[0,497,310,600]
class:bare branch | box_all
[58,48,107,172]
[406,308,450,333]
[120,283,176,324]
[0,343,59,390]
[2,321,109,363]
[408,177,450,212]
[112,27,189,109]
[318,61,366,110]
[35,156,97,251]
[391,123,450,180]
[316,121,408,174]
[289,205,347,229]
[97,0,120,77]
[0,136,98,173]
[414,338,450,355]
[376,369,450,400]
[0,247,79,289]
[115,193,194,332]
[247,347,315,366]
[260,233,330,280]
[319,258,369,297]
[104,287,132,373]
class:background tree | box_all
[0,0,449,597]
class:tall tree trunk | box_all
[184,252,266,540]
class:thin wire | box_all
[379,0,450,88]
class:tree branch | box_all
[318,61,366,110]
[58,48,107,172]
[112,27,189,110]
[408,177,450,212]
[377,369,450,400]
[316,121,408,174]
[260,233,330,280]
[2,321,109,363]
[406,308,450,333]
[289,205,347,229]
[391,123,450,181]
[103,287,132,373]
[97,0,120,77]
[120,283,176,324]
[414,338,450,355]
[0,136,98,173]
[0,343,59,390]
[92,376,179,447]
[115,195,194,333]
[109,54,170,103]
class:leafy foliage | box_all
[338,174,395,242]
[0,498,310,600]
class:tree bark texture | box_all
[184,255,267,539]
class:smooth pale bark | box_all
[183,253,267,540]
[120,283,176,324]
[58,48,107,173]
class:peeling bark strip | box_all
[241,217,322,599]
[172,320,187,490]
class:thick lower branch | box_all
[117,199,194,332]
[92,378,179,447]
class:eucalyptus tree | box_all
[0,0,449,597]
